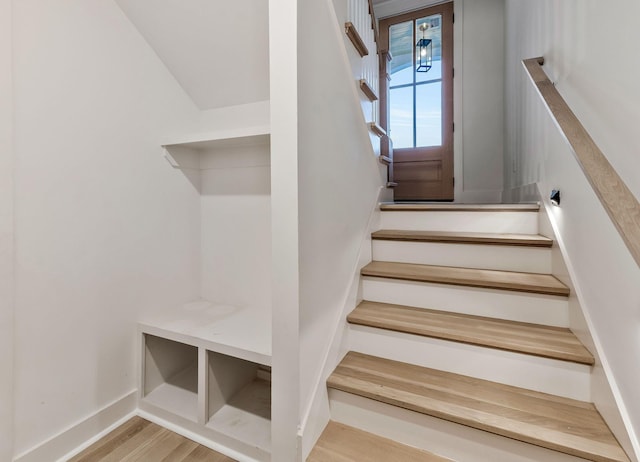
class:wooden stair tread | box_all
[349,301,594,365]
[307,421,452,462]
[372,230,553,247]
[380,203,540,212]
[328,352,630,462]
[361,261,570,296]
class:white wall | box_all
[297,0,386,458]
[459,0,504,202]
[200,145,272,315]
[11,0,205,458]
[504,1,640,458]
[374,0,505,203]
[114,0,270,110]
[0,0,14,460]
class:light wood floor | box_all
[69,417,235,462]
[307,421,452,461]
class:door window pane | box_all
[390,86,414,148]
[416,82,442,147]
[389,21,413,87]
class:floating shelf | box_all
[162,125,270,151]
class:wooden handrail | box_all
[367,0,379,44]
[523,57,640,269]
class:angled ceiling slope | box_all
[115,0,270,110]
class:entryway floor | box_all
[67,416,235,462]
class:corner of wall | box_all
[0,0,14,459]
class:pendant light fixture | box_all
[416,22,432,73]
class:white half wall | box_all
[297,0,386,458]
[505,1,640,457]
[0,0,14,459]
[12,0,204,457]
[374,0,505,203]
[269,0,300,460]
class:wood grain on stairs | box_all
[361,261,570,296]
[307,421,452,462]
[348,301,594,365]
[328,352,630,462]
[372,230,553,247]
[380,203,540,212]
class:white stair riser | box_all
[329,390,592,462]
[372,240,552,273]
[348,325,591,401]
[362,277,569,327]
[380,211,539,234]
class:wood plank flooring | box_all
[361,261,570,296]
[68,417,235,462]
[307,421,452,462]
[348,301,594,364]
[328,352,629,462]
[372,230,553,247]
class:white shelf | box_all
[142,364,198,422]
[206,379,271,453]
[162,125,270,151]
[139,299,272,366]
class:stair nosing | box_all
[328,352,630,462]
[361,261,570,297]
[371,230,553,247]
[348,301,594,365]
[379,203,540,212]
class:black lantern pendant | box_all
[416,22,432,73]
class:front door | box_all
[380,2,454,201]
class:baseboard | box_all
[13,390,137,462]
[502,183,540,203]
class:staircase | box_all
[308,203,630,462]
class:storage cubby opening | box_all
[143,334,198,422]
[206,351,271,452]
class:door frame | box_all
[379,2,455,200]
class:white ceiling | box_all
[115,0,270,110]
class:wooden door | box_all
[380,2,454,201]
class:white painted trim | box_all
[298,186,385,460]
[136,410,261,462]
[13,390,138,462]
[373,0,451,20]
[536,186,640,462]
[55,411,137,462]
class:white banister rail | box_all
[347,0,379,125]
